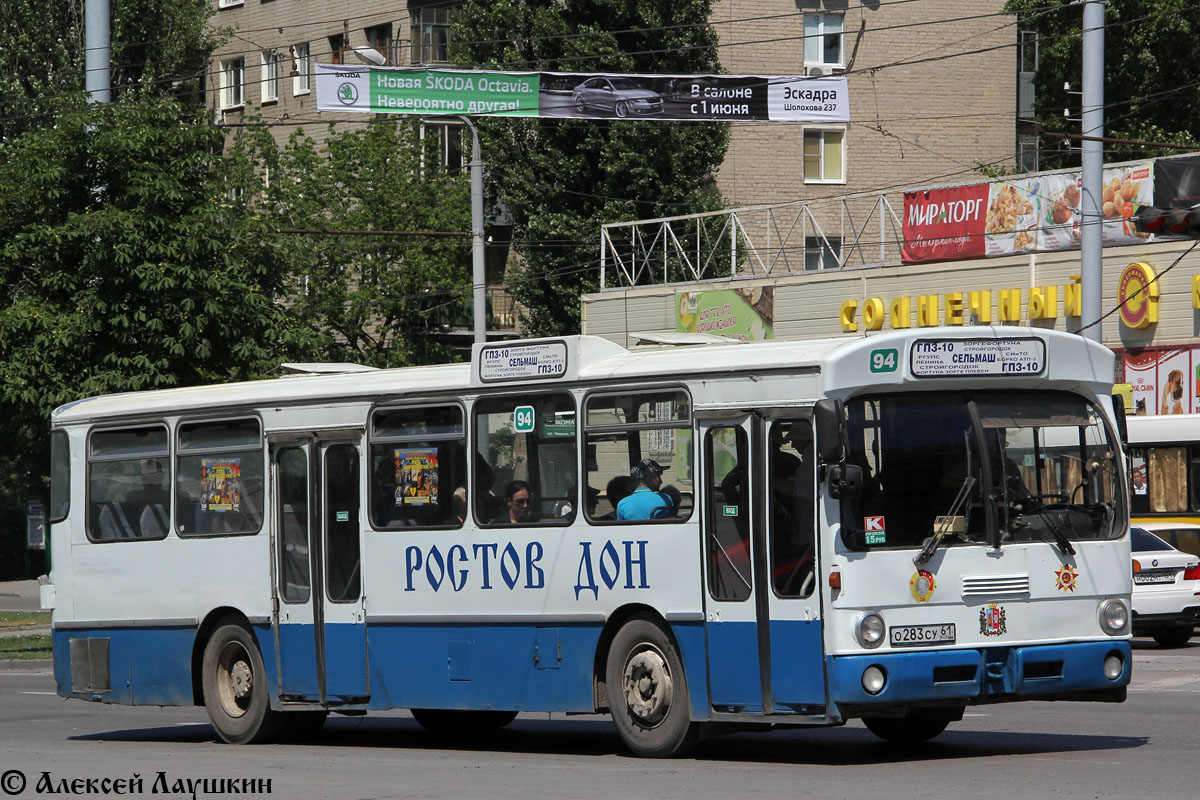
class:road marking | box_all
[19,691,57,695]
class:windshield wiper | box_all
[915,476,976,565]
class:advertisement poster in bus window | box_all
[395,448,438,506]
[200,458,241,513]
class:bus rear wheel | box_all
[410,709,518,734]
[606,615,698,758]
[862,710,957,744]
[201,619,281,744]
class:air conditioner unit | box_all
[807,65,833,77]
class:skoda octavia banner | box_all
[315,64,849,123]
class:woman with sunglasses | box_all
[493,479,534,524]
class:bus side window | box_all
[175,419,264,537]
[87,425,170,542]
[369,405,467,530]
[583,389,693,524]
[474,393,576,527]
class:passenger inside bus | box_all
[128,459,170,538]
[617,459,669,520]
[492,480,535,524]
[772,421,816,597]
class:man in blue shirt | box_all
[617,459,669,520]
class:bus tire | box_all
[862,711,954,744]
[410,709,518,734]
[606,615,698,758]
[201,619,281,744]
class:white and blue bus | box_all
[43,327,1132,757]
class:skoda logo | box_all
[337,82,359,105]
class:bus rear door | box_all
[271,434,368,705]
[700,415,825,716]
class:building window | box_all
[802,128,845,183]
[328,33,345,65]
[804,236,842,271]
[217,0,244,8]
[261,50,279,102]
[220,57,245,109]
[420,121,464,173]
[410,2,453,64]
[804,13,843,68]
[1017,132,1039,173]
[364,23,394,65]
[292,43,310,95]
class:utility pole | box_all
[458,116,487,344]
[85,0,110,104]
[1079,0,1104,342]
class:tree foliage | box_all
[0,0,218,141]
[1006,0,1200,169]
[0,99,316,574]
[450,0,729,336]
[230,119,473,367]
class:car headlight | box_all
[1098,598,1129,635]
[855,611,886,648]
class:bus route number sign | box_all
[869,348,898,373]
[514,406,535,433]
[910,338,1046,378]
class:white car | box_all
[1131,526,1200,647]
[1136,520,1200,560]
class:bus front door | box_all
[700,416,825,716]
[272,435,369,705]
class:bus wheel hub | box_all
[230,660,252,699]
[623,649,671,726]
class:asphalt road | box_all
[0,639,1196,800]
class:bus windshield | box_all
[841,390,1122,552]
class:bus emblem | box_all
[979,604,1007,636]
[909,570,936,602]
[1054,564,1079,592]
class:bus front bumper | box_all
[829,640,1131,714]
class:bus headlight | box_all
[862,665,887,695]
[1098,598,1129,635]
[1103,652,1124,680]
[855,611,886,648]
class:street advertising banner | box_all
[1120,345,1200,416]
[1153,155,1200,238]
[315,64,849,123]
[676,287,774,340]
[901,161,1157,264]
[901,184,989,263]
[1101,162,1154,245]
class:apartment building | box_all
[207,0,1024,318]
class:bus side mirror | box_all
[828,463,863,500]
[815,398,846,464]
[1112,392,1128,449]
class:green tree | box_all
[1006,0,1200,169]
[0,0,218,140]
[231,118,473,367]
[0,99,315,576]
[451,0,729,336]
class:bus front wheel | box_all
[606,615,698,758]
[862,710,956,744]
[201,619,281,744]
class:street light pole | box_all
[458,116,487,344]
[1079,0,1104,343]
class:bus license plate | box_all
[1134,571,1176,585]
[890,623,956,647]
